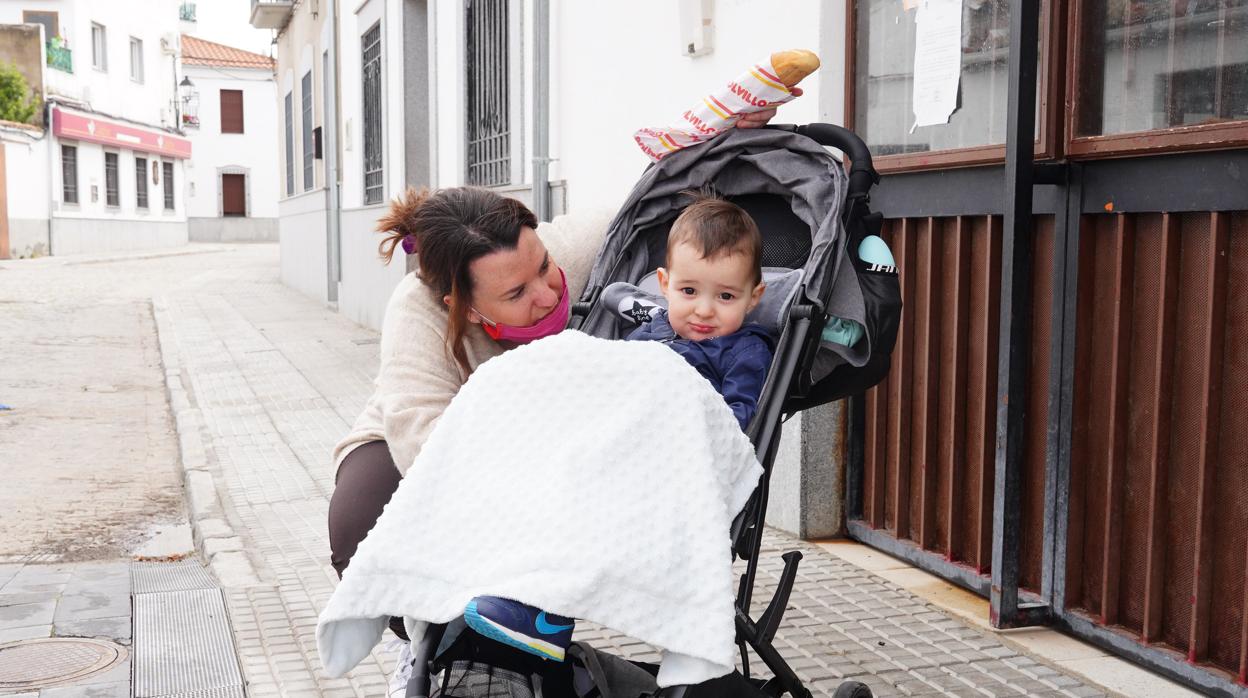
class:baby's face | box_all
[658,242,765,341]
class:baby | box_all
[627,193,775,429]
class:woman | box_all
[327,107,787,694]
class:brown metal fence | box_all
[853,209,1248,683]
[1064,211,1248,681]
[857,214,1053,591]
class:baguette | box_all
[769,49,820,87]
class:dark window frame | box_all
[302,71,314,190]
[845,0,1063,174]
[135,156,148,209]
[1064,0,1248,158]
[362,22,384,205]
[220,89,244,134]
[104,151,119,207]
[847,0,1248,172]
[61,144,78,204]
[162,161,175,210]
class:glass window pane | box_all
[1076,0,1248,137]
[855,0,1033,156]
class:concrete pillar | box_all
[765,400,847,539]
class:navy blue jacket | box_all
[626,310,774,430]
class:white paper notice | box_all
[911,0,962,128]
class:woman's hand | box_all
[735,86,803,129]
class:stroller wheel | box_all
[831,680,873,698]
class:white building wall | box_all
[183,64,279,240]
[271,0,335,301]
[336,0,408,330]
[3,136,51,257]
[279,188,330,303]
[50,139,188,255]
[431,0,825,211]
[339,0,405,211]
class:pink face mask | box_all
[475,268,570,344]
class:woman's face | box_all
[461,226,562,328]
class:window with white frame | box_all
[91,23,106,71]
[465,0,510,187]
[361,23,383,205]
[129,37,143,83]
[284,91,294,196]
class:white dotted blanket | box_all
[316,331,763,686]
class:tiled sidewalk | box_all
[153,246,1111,697]
[0,562,132,697]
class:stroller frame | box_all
[404,124,881,698]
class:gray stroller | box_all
[405,123,900,698]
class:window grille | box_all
[362,23,383,204]
[61,145,77,204]
[162,162,175,210]
[465,0,509,187]
[284,91,294,196]
[302,71,314,190]
[104,152,119,206]
[135,156,148,208]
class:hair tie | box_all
[401,236,416,255]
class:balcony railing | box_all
[180,2,197,22]
[249,0,294,29]
[46,42,72,73]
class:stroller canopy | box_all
[580,128,870,376]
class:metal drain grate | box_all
[0,638,125,690]
[132,560,218,593]
[133,588,244,697]
[157,686,247,698]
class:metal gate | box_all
[842,4,1248,693]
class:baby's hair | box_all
[666,189,763,285]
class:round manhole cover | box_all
[0,638,126,690]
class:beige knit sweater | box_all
[332,206,616,476]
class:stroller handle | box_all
[792,123,880,199]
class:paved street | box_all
[3,244,1123,696]
[0,251,200,562]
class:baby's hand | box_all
[735,87,804,129]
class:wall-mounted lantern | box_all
[179,75,200,128]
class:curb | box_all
[0,245,239,269]
[151,295,263,588]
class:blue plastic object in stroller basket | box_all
[403,123,899,698]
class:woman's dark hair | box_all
[377,186,538,374]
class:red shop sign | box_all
[52,107,192,159]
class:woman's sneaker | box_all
[386,640,414,697]
[463,596,574,661]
